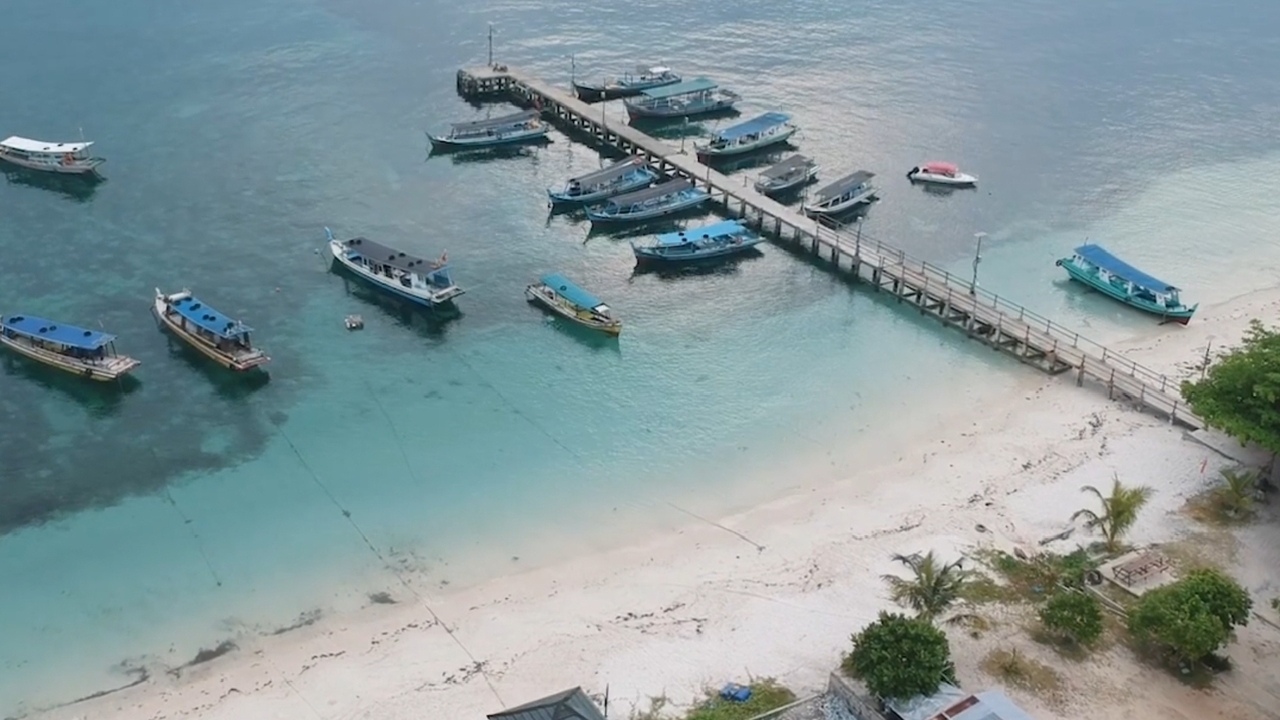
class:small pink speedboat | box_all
[907,161,977,186]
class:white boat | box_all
[327,228,463,306]
[153,289,269,372]
[696,112,797,158]
[427,110,549,151]
[0,136,104,175]
[753,155,819,195]
[525,274,622,336]
[802,171,878,216]
[906,161,977,186]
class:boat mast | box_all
[487,23,494,67]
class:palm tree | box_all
[1070,475,1153,554]
[882,551,972,623]
[1216,467,1259,518]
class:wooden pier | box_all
[454,65,1203,430]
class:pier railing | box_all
[812,219,1187,398]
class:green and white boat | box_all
[1056,244,1197,324]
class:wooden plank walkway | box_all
[455,65,1203,430]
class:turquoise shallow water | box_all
[2,0,1280,712]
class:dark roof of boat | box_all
[569,156,648,185]
[1,314,114,349]
[167,294,253,340]
[450,109,540,131]
[813,171,875,200]
[487,687,606,720]
[1074,244,1178,291]
[759,155,814,180]
[608,178,693,205]
[714,112,791,141]
[340,237,446,275]
[640,78,716,99]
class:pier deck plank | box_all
[456,65,1201,429]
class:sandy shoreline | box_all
[20,285,1280,720]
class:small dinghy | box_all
[153,289,269,371]
[631,220,764,264]
[0,314,139,380]
[585,179,710,223]
[547,157,658,205]
[907,161,976,186]
[525,274,622,336]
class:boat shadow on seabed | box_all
[1,352,139,416]
[1,163,104,202]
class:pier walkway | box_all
[454,64,1202,430]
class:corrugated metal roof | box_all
[487,687,607,720]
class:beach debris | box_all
[975,523,989,533]
[1038,527,1075,545]
[720,683,752,702]
[345,314,364,330]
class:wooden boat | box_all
[753,155,819,196]
[631,220,764,264]
[152,289,269,371]
[623,78,740,120]
[327,228,463,306]
[907,161,977,186]
[0,314,139,381]
[1056,244,1197,324]
[696,112,796,158]
[547,157,658,205]
[802,171,878,216]
[585,179,710,223]
[525,274,622,336]
[428,110,549,151]
[573,66,681,102]
[0,136,104,175]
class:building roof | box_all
[607,178,693,206]
[812,170,875,200]
[167,294,253,340]
[1073,244,1177,292]
[759,155,814,180]
[540,274,606,310]
[487,687,607,720]
[640,77,717,99]
[1,314,115,350]
[451,109,540,132]
[887,685,1036,720]
[714,112,791,141]
[654,220,748,246]
[1,136,93,153]
[339,236,447,276]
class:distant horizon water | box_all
[3,0,1280,713]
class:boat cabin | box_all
[541,273,613,316]
[165,295,258,354]
[598,179,695,214]
[339,237,456,293]
[755,155,817,189]
[1069,245,1187,310]
[446,110,542,140]
[0,136,104,173]
[809,171,876,208]
[1,314,119,361]
[703,112,792,151]
[558,157,654,198]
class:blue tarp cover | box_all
[653,220,747,247]
[169,295,253,339]
[541,274,605,309]
[714,112,791,141]
[1,314,114,349]
[1074,244,1176,291]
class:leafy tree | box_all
[1127,568,1252,664]
[844,612,956,701]
[882,551,972,623]
[1039,591,1104,646]
[1215,467,1260,519]
[1070,476,1153,553]
[1182,320,1280,455]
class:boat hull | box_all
[427,126,549,151]
[547,172,656,205]
[624,97,739,120]
[586,193,710,223]
[329,241,463,306]
[524,285,621,336]
[1056,259,1197,324]
[0,152,103,175]
[152,292,270,371]
[0,334,138,381]
[698,126,797,158]
[632,240,763,264]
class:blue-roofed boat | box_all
[0,314,140,381]
[585,179,710,223]
[573,65,682,102]
[623,78,741,120]
[152,289,269,371]
[696,113,797,158]
[525,274,621,336]
[631,220,765,264]
[1056,244,1197,324]
[547,157,658,205]
[427,109,549,151]
[326,228,463,307]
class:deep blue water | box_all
[2,0,1279,712]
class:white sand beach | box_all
[25,287,1280,720]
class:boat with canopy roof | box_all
[0,314,139,380]
[696,112,796,158]
[630,220,764,264]
[547,157,658,205]
[907,161,977,186]
[573,65,682,102]
[1056,244,1197,324]
[525,274,622,335]
[0,136,105,175]
[753,155,819,195]
[427,109,549,150]
[585,178,709,223]
[152,289,270,371]
[623,78,740,119]
[326,228,463,307]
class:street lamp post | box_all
[854,216,863,258]
[970,231,987,295]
